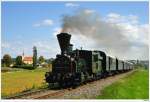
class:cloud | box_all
[106,13,139,25]
[33,41,59,58]
[2,40,59,58]
[106,13,149,46]
[33,19,53,27]
[52,27,62,36]
[65,3,79,7]
[84,9,95,14]
[1,41,30,58]
[61,9,149,60]
[2,42,10,48]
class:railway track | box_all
[5,89,48,99]
[33,89,67,99]
[5,88,70,99]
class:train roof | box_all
[73,49,106,54]
[124,61,133,65]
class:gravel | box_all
[57,70,134,99]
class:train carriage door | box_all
[106,56,109,71]
[92,51,103,74]
[122,61,124,70]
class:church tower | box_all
[22,50,24,61]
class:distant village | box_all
[128,60,149,69]
[1,46,54,70]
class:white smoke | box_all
[61,9,149,60]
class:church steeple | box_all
[22,50,24,60]
[22,50,24,56]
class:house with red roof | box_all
[22,52,33,64]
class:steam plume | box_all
[61,9,148,60]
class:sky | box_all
[1,1,149,60]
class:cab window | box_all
[93,55,98,62]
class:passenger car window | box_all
[93,55,98,62]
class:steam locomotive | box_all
[45,33,133,87]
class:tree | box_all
[16,56,23,66]
[2,54,12,67]
[33,46,37,68]
[39,56,45,64]
[48,58,54,64]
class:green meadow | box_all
[96,68,149,99]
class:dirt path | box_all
[56,70,135,99]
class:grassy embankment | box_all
[1,67,51,98]
[96,68,149,99]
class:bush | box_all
[12,65,22,68]
[21,65,34,70]
[1,68,12,72]
[12,65,34,70]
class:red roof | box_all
[23,57,33,61]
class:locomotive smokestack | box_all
[57,33,71,55]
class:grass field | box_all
[96,69,149,99]
[1,67,149,99]
[1,68,50,97]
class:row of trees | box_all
[16,55,45,66]
[2,46,51,69]
[2,54,46,67]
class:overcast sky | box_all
[1,1,149,60]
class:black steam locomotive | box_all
[45,33,133,87]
